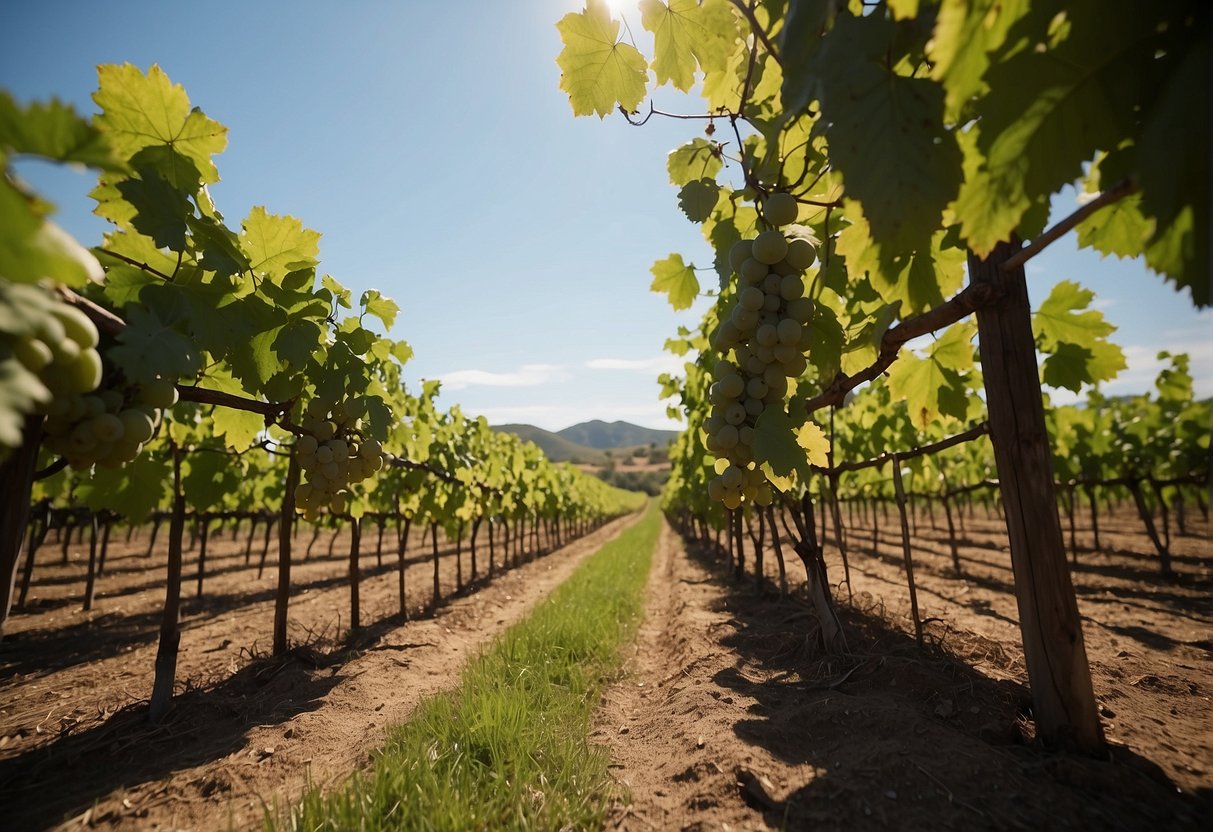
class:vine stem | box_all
[1001,178,1138,272]
[729,0,782,66]
[801,282,1003,416]
[55,287,292,420]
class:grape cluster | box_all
[705,192,816,509]
[42,379,175,469]
[3,300,103,402]
[294,397,387,519]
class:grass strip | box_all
[277,503,661,831]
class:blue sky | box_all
[2,1,1208,430]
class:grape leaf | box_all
[752,406,820,480]
[778,0,832,115]
[93,64,227,183]
[115,170,191,250]
[0,91,123,170]
[639,0,735,91]
[361,289,399,329]
[0,180,103,287]
[963,1,1166,255]
[667,138,723,186]
[806,13,961,251]
[678,178,719,223]
[183,450,242,511]
[109,302,202,385]
[76,452,171,521]
[1075,191,1152,260]
[1040,341,1126,393]
[239,207,321,283]
[0,356,49,446]
[556,2,649,118]
[211,405,265,449]
[650,253,700,310]
[929,0,1030,115]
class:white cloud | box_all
[436,363,568,391]
[585,355,686,374]
[1103,339,1213,398]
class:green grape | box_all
[330,493,348,515]
[719,372,745,400]
[763,192,799,227]
[787,297,814,323]
[762,273,782,295]
[785,238,817,270]
[744,397,764,417]
[731,305,759,331]
[91,413,124,443]
[314,420,337,441]
[82,395,106,418]
[780,274,804,300]
[119,409,156,444]
[756,324,778,347]
[315,445,335,464]
[746,377,768,399]
[744,354,766,376]
[762,292,781,312]
[50,335,81,364]
[13,336,53,373]
[707,477,725,501]
[141,379,179,409]
[724,403,747,425]
[716,424,739,450]
[721,465,744,490]
[712,358,737,380]
[752,230,788,265]
[66,350,103,394]
[777,319,802,346]
[739,286,764,311]
[306,399,329,420]
[773,344,800,365]
[739,257,768,284]
[728,240,753,272]
[296,434,319,455]
[52,305,99,350]
[722,490,742,510]
[739,425,754,446]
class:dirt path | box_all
[0,512,639,831]
[597,512,1210,831]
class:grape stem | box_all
[801,281,1003,416]
[95,248,174,282]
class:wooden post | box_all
[82,514,100,611]
[348,517,361,630]
[397,516,411,620]
[149,446,185,723]
[969,241,1104,753]
[431,521,441,607]
[195,517,210,597]
[273,452,298,656]
[890,457,923,646]
[0,416,42,640]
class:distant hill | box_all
[493,424,610,464]
[556,420,678,450]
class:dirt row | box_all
[596,507,1211,831]
[0,512,640,831]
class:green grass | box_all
[276,502,661,831]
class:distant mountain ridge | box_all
[555,420,677,450]
[493,420,677,464]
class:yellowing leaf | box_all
[556,2,649,118]
[640,0,736,91]
[650,253,700,310]
[795,421,829,467]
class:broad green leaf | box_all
[640,0,735,91]
[183,450,242,510]
[963,1,1168,255]
[0,355,50,446]
[752,406,815,480]
[1034,280,1114,349]
[1136,31,1209,306]
[211,405,266,449]
[93,64,227,183]
[76,452,171,521]
[886,351,970,429]
[0,180,103,287]
[929,0,1030,115]
[556,2,649,118]
[239,207,320,283]
[808,14,961,251]
[677,178,719,223]
[650,253,700,310]
[109,302,202,385]
[667,138,723,186]
[779,0,832,115]
[1040,340,1125,392]
[1075,191,1152,260]
[361,289,400,329]
[0,92,123,170]
[115,170,191,250]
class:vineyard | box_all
[1,1,1210,830]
